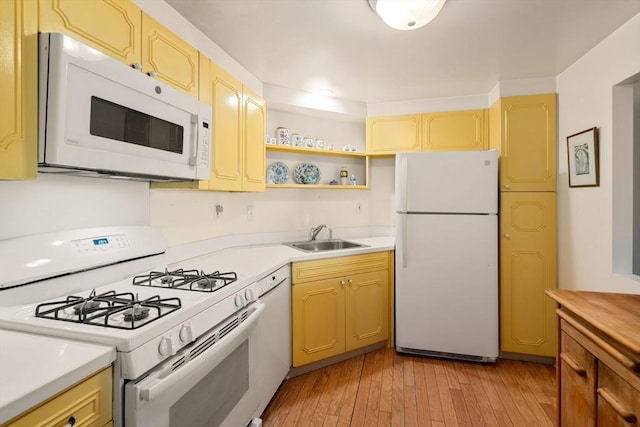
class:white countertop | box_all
[0,330,115,424]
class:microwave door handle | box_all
[138,302,264,403]
[189,114,198,166]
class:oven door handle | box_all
[137,302,265,403]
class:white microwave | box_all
[38,33,211,181]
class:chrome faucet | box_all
[310,224,327,241]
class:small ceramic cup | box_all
[304,138,315,148]
[315,139,325,149]
[277,127,291,146]
[292,133,304,147]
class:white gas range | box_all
[0,226,286,427]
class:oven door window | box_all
[170,341,249,426]
[90,97,184,154]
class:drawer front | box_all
[560,328,596,427]
[597,363,640,427]
[6,367,112,427]
[292,251,389,284]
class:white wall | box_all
[556,13,640,293]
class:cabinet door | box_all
[6,367,112,427]
[366,115,421,154]
[499,192,557,356]
[560,330,596,427]
[242,86,266,192]
[141,13,198,98]
[345,270,389,352]
[0,0,37,179]
[206,62,243,191]
[421,109,488,151]
[292,278,346,367]
[597,364,640,427]
[494,94,557,192]
[39,0,141,66]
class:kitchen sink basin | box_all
[285,239,368,253]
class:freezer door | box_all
[395,151,497,214]
[395,213,498,359]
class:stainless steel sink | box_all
[285,239,368,253]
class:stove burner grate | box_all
[35,290,181,330]
[133,268,238,292]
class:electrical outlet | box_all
[356,201,362,214]
[246,205,255,221]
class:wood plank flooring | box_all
[261,347,557,427]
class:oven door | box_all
[124,302,264,427]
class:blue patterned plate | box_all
[293,163,321,184]
[266,162,289,184]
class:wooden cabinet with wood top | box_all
[291,251,393,367]
[546,290,640,427]
[2,367,113,427]
[0,0,37,179]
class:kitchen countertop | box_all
[0,329,115,424]
[0,235,394,424]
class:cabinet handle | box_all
[148,70,158,78]
[597,387,637,423]
[340,280,345,286]
[504,233,510,239]
[557,310,640,371]
[132,63,142,70]
[504,184,510,189]
[63,416,76,427]
[348,279,353,286]
[559,353,586,376]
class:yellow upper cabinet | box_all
[198,59,265,192]
[1,0,37,180]
[39,1,199,98]
[141,13,198,98]
[490,94,557,192]
[38,0,142,65]
[366,114,421,154]
[242,86,266,191]
[421,109,488,151]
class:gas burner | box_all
[123,304,151,322]
[133,269,238,292]
[73,300,101,315]
[35,291,181,330]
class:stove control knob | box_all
[158,336,174,357]
[234,293,245,308]
[179,324,193,343]
[244,288,255,302]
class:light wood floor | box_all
[261,347,557,427]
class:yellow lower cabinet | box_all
[499,192,557,357]
[4,367,112,427]
[292,277,346,366]
[291,252,390,367]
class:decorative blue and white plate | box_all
[266,162,289,184]
[293,163,321,184]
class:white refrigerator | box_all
[395,150,498,362]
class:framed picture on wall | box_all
[567,127,599,187]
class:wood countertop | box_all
[546,289,640,367]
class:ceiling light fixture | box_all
[368,0,446,31]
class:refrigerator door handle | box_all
[398,156,408,212]
[400,214,408,268]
